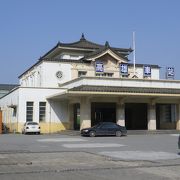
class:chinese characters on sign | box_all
[120,64,128,75]
[96,62,104,73]
[144,65,151,77]
[166,67,174,79]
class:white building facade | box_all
[0,34,180,133]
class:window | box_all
[100,124,111,129]
[95,73,113,77]
[26,102,33,122]
[39,102,46,122]
[78,71,87,77]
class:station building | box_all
[0,34,180,133]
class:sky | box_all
[0,0,180,84]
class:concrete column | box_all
[116,103,125,126]
[148,104,156,130]
[80,97,91,130]
[176,104,180,130]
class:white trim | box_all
[87,49,126,62]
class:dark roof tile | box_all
[0,84,18,91]
[69,85,180,94]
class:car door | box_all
[107,123,119,135]
[97,124,110,136]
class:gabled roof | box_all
[81,42,129,62]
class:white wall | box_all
[0,88,19,125]
[41,62,72,87]
[0,89,19,108]
[20,63,43,87]
[61,77,180,90]
[18,87,65,123]
[49,100,68,123]
[19,61,72,88]
[135,67,159,79]
[0,87,67,125]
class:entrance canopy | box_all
[46,77,180,131]
[47,77,180,102]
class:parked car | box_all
[22,122,40,135]
[81,122,127,137]
[178,134,180,149]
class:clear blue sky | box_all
[0,0,180,84]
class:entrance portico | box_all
[47,76,180,131]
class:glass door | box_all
[73,104,80,130]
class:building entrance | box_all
[125,103,147,130]
[73,103,80,130]
[91,103,116,126]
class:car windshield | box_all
[27,122,38,125]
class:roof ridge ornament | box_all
[80,33,86,41]
[57,41,61,46]
[105,41,110,48]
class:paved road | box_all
[0,133,179,179]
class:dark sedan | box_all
[81,122,127,137]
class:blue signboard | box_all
[120,63,128,75]
[144,65,151,77]
[95,62,104,73]
[166,67,175,79]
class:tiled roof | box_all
[58,34,132,53]
[41,34,132,59]
[81,46,128,61]
[59,39,132,53]
[69,85,180,94]
[43,58,88,63]
[0,84,18,91]
[128,63,160,68]
[58,38,103,49]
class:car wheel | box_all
[89,131,96,137]
[116,131,122,137]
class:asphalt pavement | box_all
[0,133,179,180]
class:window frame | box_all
[26,102,34,122]
[39,102,46,122]
[78,71,87,77]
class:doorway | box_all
[73,103,80,130]
[125,103,147,130]
[91,103,116,126]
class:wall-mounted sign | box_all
[120,63,128,75]
[166,67,175,79]
[95,62,104,73]
[144,65,151,77]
